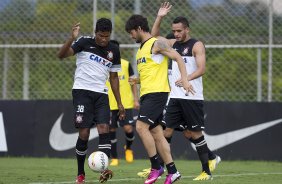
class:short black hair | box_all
[166,33,175,39]
[110,40,120,47]
[125,14,150,33]
[95,18,112,32]
[172,16,190,28]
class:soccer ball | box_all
[88,151,109,172]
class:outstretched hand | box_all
[157,2,172,17]
[71,22,80,40]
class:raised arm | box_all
[151,2,172,37]
[153,39,195,95]
[57,22,80,59]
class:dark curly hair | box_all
[95,18,112,32]
[125,14,150,33]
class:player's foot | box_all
[99,169,113,183]
[193,171,213,181]
[209,155,221,172]
[137,168,151,178]
[125,148,134,163]
[144,167,164,184]
[110,158,119,166]
[164,171,181,184]
[75,174,85,184]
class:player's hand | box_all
[118,104,126,120]
[128,76,139,85]
[71,22,80,40]
[157,2,172,17]
[175,78,195,96]
[134,100,140,110]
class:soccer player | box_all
[57,19,125,184]
[125,14,195,184]
[106,40,140,166]
[150,2,221,180]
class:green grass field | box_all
[0,157,282,184]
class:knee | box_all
[164,128,173,138]
[123,125,133,133]
[135,121,148,135]
[97,124,109,134]
[183,130,192,139]
[191,131,203,140]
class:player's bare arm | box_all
[154,39,195,95]
[129,76,140,109]
[128,76,140,85]
[176,41,206,86]
[151,2,172,37]
[189,41,206,80]
[109,72,126,120]
[57,22,80,59]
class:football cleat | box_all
[75,174,85,184]
[110,158,119,166]
[125,149,134,163]
[144,167,164,184]
[99,169,113,183]
[137,168,151,178]
[209,155,221,172]
[193,171,213,181]
[164,171,181,184]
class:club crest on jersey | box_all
[107,51,113,60]
[137,57,146,64]
[182,47,189,55]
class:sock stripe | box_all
[99,144,111,149]
[111,139,117,143]
[76,149,87,156]
[195,140,207,147]
[126,136,135,141]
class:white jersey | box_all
[169,38,204,100]
[71,36,121,94]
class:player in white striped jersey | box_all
[150,2,221,181]
[57,18,125,184]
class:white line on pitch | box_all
[29,172,282,184]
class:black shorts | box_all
[110,109,135,128]
[138,92,169,130]
[164,98,205,131]
[72,89,110,128]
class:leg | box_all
[183,130,216,160]
[97,123,114,183]
[190,131,213,180]
[123,124,135,149]
[183,129,220,172]
[97,123,111,158]
[75,128,90,184]
[136,120,158,160]
[136,121,165,184]
[109,127,119,166]
[123,124,135,163]
[151,125,176,174]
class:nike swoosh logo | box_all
[191,118,282,151]
[49,113,99,151]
